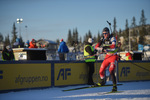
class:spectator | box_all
[25,40,30,48]
[7,45,15,61]
[13,38,21,48]
[2,45,15,61]
[84,38,96,85]
[2,45,10,61]
[126,51,133,60]
[29,39,38,48]
[57,39,69,60]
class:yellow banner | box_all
[118,62,150,82]
[93,62,101,83]
[54,63,87,86]
[0,63,51,90]
[54,62,102,86]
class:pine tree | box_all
[11,22,18,45]
[131,16,138,50]
[67,29,72,46]
[0,33,4,42]
[131,16,136,29]
[139,27,146,45]
[139,9,147,26]
[88,30,92,38]
[122,19,129,51]
[118,29,122,42]
[75,28,79,43]
[96,31,101,43]
[83,33,88,43]
[93,36,97,43]
[139,9,147,45]
[19,35,24,44]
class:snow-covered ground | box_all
[0,81,150,100]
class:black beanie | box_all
[102,27,110,33]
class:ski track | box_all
[56,89,150,99]
[0,81,150,100]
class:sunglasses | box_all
[103,33,108,35]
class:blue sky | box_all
[0,0,150,42]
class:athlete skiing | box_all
[95,27,120,92]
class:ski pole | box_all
[107,21,113,34]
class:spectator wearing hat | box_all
[7,45,15,61]
[2,45,15,61]
[126,51,133,60]
[29,39,38,48]
[2,45,10,61]
[25,40,30,48]
[57,39,69,60]
[84,38,96,85]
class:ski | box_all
[62,84,123,92]
[104,91,123,94]
[97,91,124,95]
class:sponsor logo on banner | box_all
[118,62,150,82]
[57,68,71,80]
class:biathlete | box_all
[95,27,121,92]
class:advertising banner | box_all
[0,63,51,91]
[118,62,150,82]
[54,62,102,86]
[54,63,87,86]
[93,62,102,83]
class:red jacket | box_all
[126,52,133,60]
[29,41,38,48]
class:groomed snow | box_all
[0,81,150,100]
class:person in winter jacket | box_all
[29,39,38,48]
[126,51,133,60]
[2,45,15,61]
[84,38,96,85]
[7,45,15,61]
[25,40,30,48]
[57,39,69,60]
[2,45,10,61]
[13,38,24,48]
[95,27,119,92]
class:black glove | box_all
[95,55,98,59]
[94,49,97,54]
[102,46,107,52]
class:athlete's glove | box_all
[94,49,98,54]
[95,55,98,59]
[102,46,107,52]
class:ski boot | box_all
[94,79,105,87]
[112,84,117,92]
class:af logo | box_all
[120,67,130,77]
[57,68,71,80]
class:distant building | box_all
[119,25,150,50]
[36,39,58,54]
